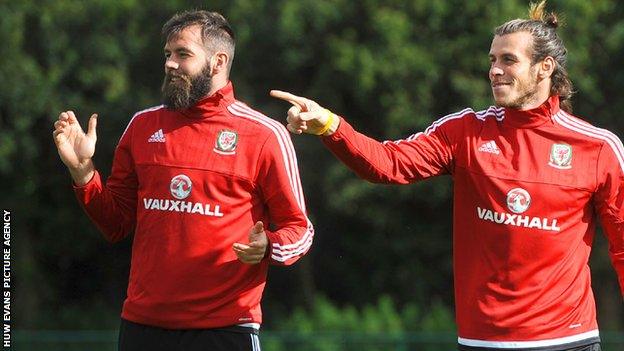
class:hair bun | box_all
[545,13,559,28]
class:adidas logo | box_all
[148,129,165,143]
[478,140,500,155]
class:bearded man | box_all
[53,10,313,351]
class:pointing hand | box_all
[270,90,339,136]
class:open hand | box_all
[52,111,97,185]
[233,221,268,264]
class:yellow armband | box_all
[316,109,335,136]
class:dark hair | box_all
[494,0,573,112]
[162,10,236,73]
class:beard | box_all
[494,68,540,110]
[496,81,539,109]
[161,64,212,110]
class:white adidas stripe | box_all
[227,102,314,261]
[119,105,165,143]
[271,223,314,251]
[384,107,502,145]
[271,223,314,255]
[272,236,314,261]
[271,225,315,262]
[554,111,624,172]
[227,102,314,259]
[475,106,504,121]
[228,102,304,209]
[250,333,261,351]
[424,107,474,135]
[558,111,624,165]
[228,102,302,207]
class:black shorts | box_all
[457,342,601,351]
[118,319,261,351]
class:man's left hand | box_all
[233,221,268,264]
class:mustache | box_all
[165,72,191,84]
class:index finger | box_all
[233,243,250,251]
[247,241,265,249]
[270,90,307,110]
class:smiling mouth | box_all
[168,75,189,83]
[491,82,511,87]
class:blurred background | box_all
[1,0,623,350]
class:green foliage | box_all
[263,295,456,351]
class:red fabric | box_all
[74,82,313,329]
[323,95,623,346]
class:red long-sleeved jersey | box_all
[74,82,313,329]
[322,96,624,349]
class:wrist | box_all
[69,160,95,186]
[322,113,340,136]
[316,109,340,136]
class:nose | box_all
[489,64,504,80]
[165,58,179,72]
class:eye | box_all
[502,55,517,64]
[164,52,171,59]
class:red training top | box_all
[322,96,623,349]
[74,82,313,329]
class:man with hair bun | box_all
[273,1,621,350]
[53,10,313,351]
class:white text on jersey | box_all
[476,207,560,232]
[143,198,224,217]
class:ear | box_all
[210,52,230,76]
[538,56,556,80]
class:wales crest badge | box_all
[214,129,238,155]
[548,143,572,169]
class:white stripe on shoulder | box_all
[227,101,314,261]
[384,107,501,145]
[119,105,165,142]
[424,107,474,135]
[475,106,504,121]
[554,111,624,172]
[227,101,302,207]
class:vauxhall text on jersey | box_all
[322,96,624,349]
[73,82,314,329]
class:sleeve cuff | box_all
[72,170,99,190]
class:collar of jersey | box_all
[178,81,236,119]
[502,95,560,129]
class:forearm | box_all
[68,159,96,186]
[321,118,415,184]
[322,117,453,184]
[321,111,341,136]
[74,171,136,242]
